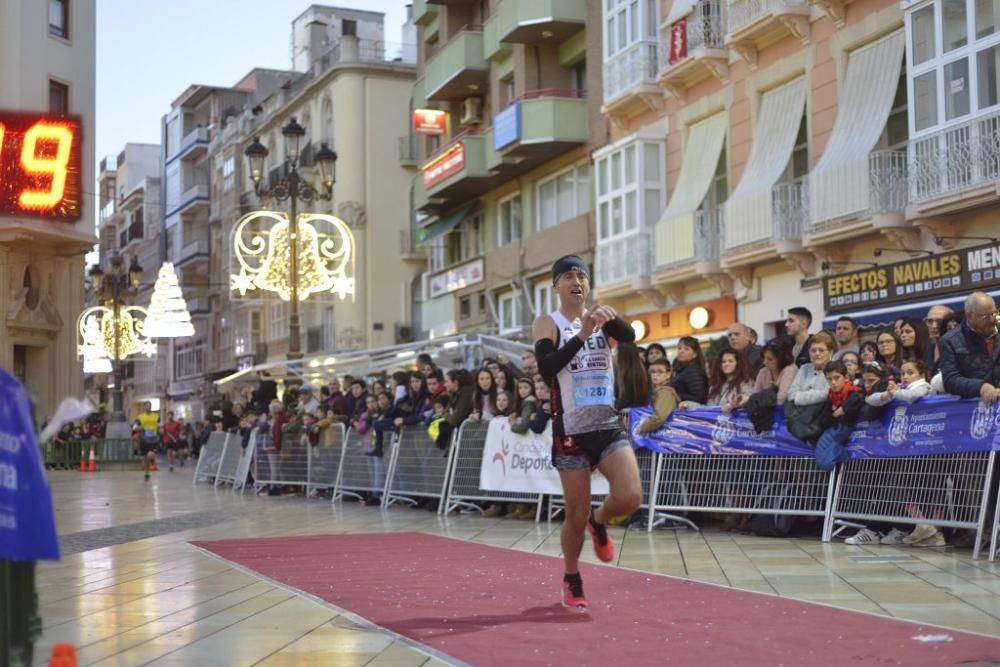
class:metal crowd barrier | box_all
[42,438,138,469]
[991,480,1000,561]
[193,432,229,484]
[442,420,543,516]
[308,424,347,496]
[232,432,256,494]
[214,433,246,488]
[382,425,452,508]
[647,454,836,533]
[333,427,390,503]
[828,452,996,559]
[252,430,310,491]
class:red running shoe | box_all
[587,515,615,562]
[561,574,588,611]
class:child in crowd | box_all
[494,390,514,417]
[528,375,552,434]
[814,360,864,471]
[866,359,933,406]
[425,396,448,445]
[510,378,538,434]
[635,359,680,435]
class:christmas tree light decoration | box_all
[145,262,195,339]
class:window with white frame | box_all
[907,0,1000,135]
[427,239,446,272]
[269,301,288,340]
[537,164,591,231]
[879,67,910,150]
[497,292,520,332]
[533,282,555,316]
[223,156,235,192]
[498,194,521,245]
[174,342,205,379]
[603,0,658,60]
[778,115,810,185]
[595,139,664,241]
[459,214,483,261]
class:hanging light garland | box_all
[145,262,195,338]
[229,211,356,302]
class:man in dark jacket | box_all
[939,292,1000,403]
[786,307,814,367]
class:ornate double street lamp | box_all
[82,252,152,422]
[239,117,346,361]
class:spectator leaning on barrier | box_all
[670,335,709,404]
[814,360,864,471]
[510,377,538,435]
[786,307,815,367]
[939,291,1000,403]
[785,332,835,443]
[752,338,797,405]
[832,316,860,360]
[899,317,931,365]
[875,329,903,380]
[635,358,680,435]
[727,322,763,373]
[521,350,539,378]
[924,304,955,373]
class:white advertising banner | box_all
[478,418,610,495]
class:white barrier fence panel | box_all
[232,432,256,494]
[193,432,228,485]
[831,452,996,558]
[215,432,245,487]
[334,427,390,502]
[383,425,452,508]
[443,419,543,515]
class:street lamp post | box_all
[88,251,143,422]
[244,118,338,361]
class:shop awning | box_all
[416,204,475,247]
[661,111,728,221]
[723,77,807,247]
[821,288,1000,330]
[809,31,905,225]
[666,0,699,24]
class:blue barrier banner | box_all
[0,369,60,561]
[629,395,1000,458]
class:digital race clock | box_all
[0,111,82,223]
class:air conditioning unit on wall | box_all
[460,97,483,126]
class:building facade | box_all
[411,0,605,340]
[0,0,96,419]
[94,144,166,416]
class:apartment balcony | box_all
[400,229,426,263]
[491,0,585,45]
[483,12,513,61]
[595,231,654,299]
[168,184,210,219]
[174,127,210,163]
[602,40,663,121]
[418,130,500,211]
[723,180,812,270]
[174,239,210,270]
[806,150,908,245]
[653,208,723,282]
[99,200,116,223]
[492,90,588,161]
[725,0,809,68]
[413,77,428,110]
[424,27,488,102]
[909,111,1000,216]
[413,0,437,26]
[399,135,419,167]
[657,0,729,100]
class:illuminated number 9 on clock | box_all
[0,112,82,222]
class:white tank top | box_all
[550,310,618,435]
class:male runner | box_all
[162,411,183,471]
[533,255,643,610]
[137,401,160,481]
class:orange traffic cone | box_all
[79,448,87,472]
[88,447,97,472]
[50,643,77,666]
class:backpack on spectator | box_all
[748,482,797,537]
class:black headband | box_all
[552,255,589,282]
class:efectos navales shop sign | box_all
[823,241,1000,313]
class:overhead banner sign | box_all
[423,143,465,188]
[823,240,1000,313]
[479,418,609,495]
[493,102,521,151]
[628,395,1000,459]
[669,19,688,64]
[428,258,484,298]
[413,109,448,136]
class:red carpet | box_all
[192,532,1000,666]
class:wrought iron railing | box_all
[727,0,807,33]
[909,112,1000,201]
[772,180,808,242]
[694,208,722,262]
[869,150,908,214]
[659,0,726,70]
[603,39,659,104]
[399,135,418,163]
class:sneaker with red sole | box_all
[587,515,615,562]
[561,574,588,611]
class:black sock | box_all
[589,513,605,530]
[564,572,582,583]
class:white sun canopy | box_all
[809,31,905,225]
[662,111,728,221]
[724,77,807,247]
